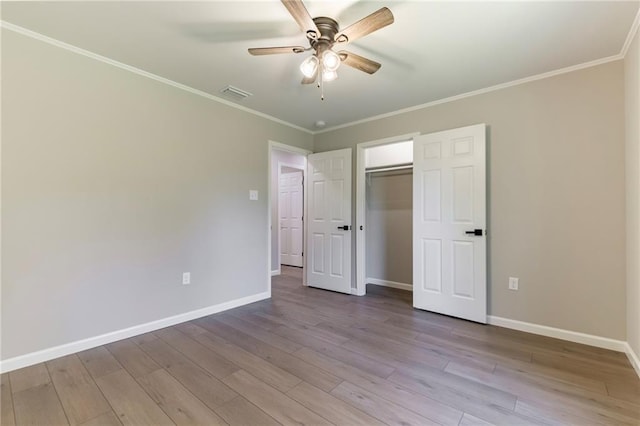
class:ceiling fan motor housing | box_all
[310,16,340,55]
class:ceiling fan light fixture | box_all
[322,50,341,72]
[322,69,338,82]
[249,1,395,99]
[300,55,319,78]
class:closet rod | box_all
[365,163,413,174]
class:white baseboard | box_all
[487,315,627,353]
[0,291,270,374]
[624,343,640,378]
[366,278,413,292]
[271,269,281,276]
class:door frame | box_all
[268,141,312,295]
[355,132,420,296]
[277,162,304,270]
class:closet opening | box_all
[356,134,418,296]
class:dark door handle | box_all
[465,229,483,236]
[337,225,351,230]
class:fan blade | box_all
[248,46,306,55]
[281,0,319,38]
[335,7,394,44]
[301,69,318,84]
[339,51,381,74]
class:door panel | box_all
[421,239,442,292]
[453,166,473,222]
[307,149,352,293]
[413,124,486,323]
[312,233,324,273]
[422,170,441,221]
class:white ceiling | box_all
[2,1,639,132]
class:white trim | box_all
[270,141,312,156]
[316,55,622,134]
[351,287,366,296]
[356,133,420,150]
[621,7,640,57]
[367,278,413,292]
[624,343,640,378]
[0,21,312,135]
[356,133,419,296]
[271,269,281,276]
[0,291,270,374]
[487,315,627,353]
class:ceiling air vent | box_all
[220,85,253,101]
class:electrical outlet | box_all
[249,190,258,201]
[182,272,191,285]
[508,277,519,290]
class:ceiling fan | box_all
[248,0,394,99]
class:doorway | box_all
[268,141,310,285]
[356,134,419,296]
[366,166,413,291]
[279,166,304,268]
[268,142,353,296]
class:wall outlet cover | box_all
[249,190,259,201]
[182,272,191,285]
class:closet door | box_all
[413,124,487,323]
[306,148,352,294]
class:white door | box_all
[413,124,487,323]
[280,171,304,267]
[306,149,352,293]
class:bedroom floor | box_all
[2,265,639,425]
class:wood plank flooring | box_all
[2,266,639,425]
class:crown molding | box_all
[315,6,640,135]
[0,20,313,135]
[621,6,640,57]
[2,12,636,138]
[315,53,623,134]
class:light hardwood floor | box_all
[2,266,639,425]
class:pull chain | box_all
[313,54,329,100]
[319,62,324,101]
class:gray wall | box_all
[2,23,635,364]
[366,170,413,285]
[315,61,627,340]
[625,28,640,359]
[1,30,312,360]
[270,150,306,272]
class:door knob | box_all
[465,229,483,236]
[337,225,351,230]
